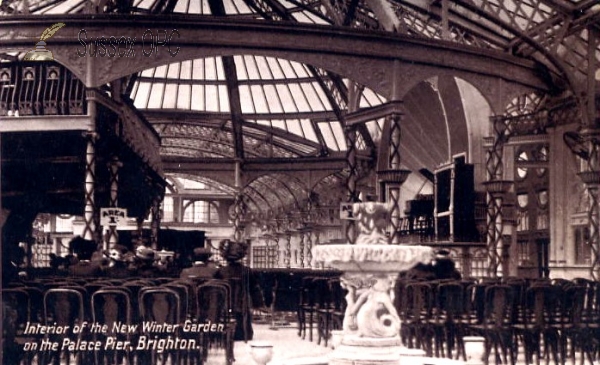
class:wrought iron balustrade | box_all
[0,62,86,117]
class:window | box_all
[162,197,174,222]
[517,240,531,266]
[574,226,591,265]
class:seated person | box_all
[180,247,217,280]
[103,245,133,279]
[68,236,103,277]
[133,246,159,277]
[403,262,436,281]
[431,249,462,280]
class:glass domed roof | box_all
[2,0,598,218]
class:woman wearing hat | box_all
[215,239,266,341]
[180,247,217,280]
[104,244,134,278]
[133,246,159,277]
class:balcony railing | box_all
[0,62,86,117]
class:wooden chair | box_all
[91,287,135,365]
[138,287,182,365]
[196,281,236,365]
[467,284,517,365]
[42,288,87,365]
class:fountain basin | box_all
[312,244,433,272]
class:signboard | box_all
[100,207,128,226]
[340,203,355,220]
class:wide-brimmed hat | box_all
[136,247,156,261]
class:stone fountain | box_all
[312,202,433,365]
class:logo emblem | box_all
[24,22,65,61]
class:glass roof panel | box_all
[264,85,283,113]
[177,85,191,109]
[249,85,269,113]
[318,122,340,151]
[239,85,256,113]
[163,84,178,108]
[190,85,205,110]
[300,119,318,142]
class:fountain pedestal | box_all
[312,202,433,365]
[313,244,432,365]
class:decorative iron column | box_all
[283,229,292,269]
[577,129,600,280]
[377,106,411,244]
[82,131,98,244]
[306,229,313,268]
[106,156,122,247]
[298,227,306,268]
[232,160,246,243]
[345,125,359,244]
[483,116,513,277]
[82,47,100,248]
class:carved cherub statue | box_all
[353,202,390,245]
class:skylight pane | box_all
[166,63,180,78]
[223,0,239,14]
[235,56,248,80]
[191,85,205,110]
[255,57,272,79]
[215,58,226,80]
[205,85,219,112]
[286,120,304,137]
[275,85,298,113]
[239,85,255,113]
[272,119,287,131]
[311,82,331,110]
[290,61,311,78]
[177,85,191,109]
[245,56,261,79]
[133,82,151,108]
[163,84,178,108]
[180,60,192,79]
[192,59,204,80]
[365,119,384,143]
[266,57,285,79]
[330,122,347,151]
[251,85,269,113]
[288,84,310,111]
[360,88,386,107]
[148,83,165,108]
[279,60,299,79]
[263,85,283,113]
[154,65,168,78]
[218,85,230,112]
[140,68,155,77]
[201,0,210,13]
[300,119,318,142]
[205,58,217,80]
[301,83,322,111]
[294,13,317,24]
[319,123,339,151]
[174,0,190,13]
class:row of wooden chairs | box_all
[3,278,238,365]
[296,275,345,347]
[396,277,600,365]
